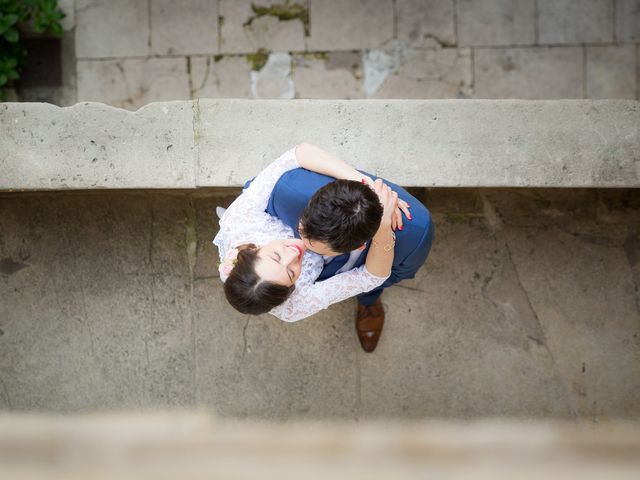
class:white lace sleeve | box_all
[213,145,300,260]
[271,264,389,323]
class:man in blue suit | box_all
[262,165,434,353]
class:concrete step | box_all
[1,99,639,190]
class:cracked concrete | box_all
[0,188,638,420]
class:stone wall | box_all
[14,0,640,108]
[2,99,639,190]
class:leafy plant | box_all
[0,0,65,100]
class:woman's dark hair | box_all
[299,180,383,253]
[223,243,295,315]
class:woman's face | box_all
[254,238,306,286]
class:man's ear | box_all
[357,244,366,251]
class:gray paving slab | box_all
[616,0,640,42]
[193,280,360,420]
[151,0,218,56]
[587,45,637,99]
[396,0,456,47]
[362,39,414,96]
[307,0,394,51]
[250,52,294,99]
[359,214,575,418]
[474,47,583,99]
[0,102,196,189]
[75,0,149,58]
[457,0,535,47]
[1,189,638,419]
[292,53,365,99]
[77,58,191,110]
[190,56,254,99]
[371,48,472,99]
[537,0,614,45]
[485,189,640,418]
[218,0,306,54]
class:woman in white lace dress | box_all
[213,143,400,322]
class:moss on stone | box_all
[192,99,202,144]
[243,1,310,36]
[218,15,225,28]
[245,48,270,71]
[300,51,328,61]
[213,54,224,63]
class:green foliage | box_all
[0,0,65,100]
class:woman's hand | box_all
[372,179,396,230]
[367,178,411,231]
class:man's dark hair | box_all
[223,244,294,315]
[299,179,383,253]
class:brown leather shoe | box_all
[356,298,385,353]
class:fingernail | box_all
[361,178,366,184]
[408,214,412,220]
[399,225,403,231]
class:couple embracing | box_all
[213,142,435,353]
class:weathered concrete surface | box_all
[77,58,191,111]
[2,100,639,191]
[292,53,365,99]
[586,46,637,100]
[457,0,536,47]
[538,0,614,45]
[474,47,583,99]
[617,0,640,42]
[25,0,639,108]
[0,188,638,420]
[307,0,395,51]
[150,0,219,56]
[1,102,196,189]
[396,0,456,48]
[218,0,307,54]
[75,0,149,59]
[189,56,254,99]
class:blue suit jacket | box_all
[251,169,435,295]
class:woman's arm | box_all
[296,142,410,231]
[364,179,396,278]
[295,142,364,183]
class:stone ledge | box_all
[1,99,639,190]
